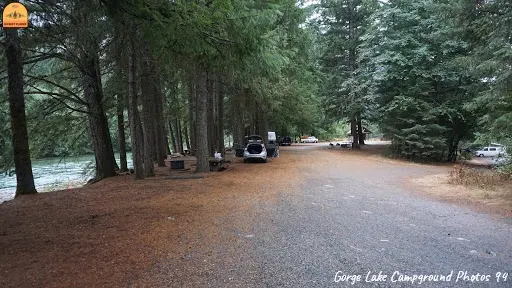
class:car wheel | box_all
[479,154,484,157]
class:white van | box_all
[474,146,506,157]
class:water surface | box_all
[0,153,132,203]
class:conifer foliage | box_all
[0,0,322,189]
[318,0,511,164]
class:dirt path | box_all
[1,144,510,287]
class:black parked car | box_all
[280,136,292,146]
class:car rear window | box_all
[247,144,263,154]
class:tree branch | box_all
[24,74,86,105]
[24,90,89,115]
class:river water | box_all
[0,153,133,203]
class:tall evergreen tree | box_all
[358,0,482,161]
[318,0,378,148]
[4,23,37,196]
[457,0,512,149]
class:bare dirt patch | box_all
[410,169,512,218]
[0,153,303,288]
[324,143,450,170]
[325,143,512,217]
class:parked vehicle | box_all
[244,135,263,145]
[243,139,267,163]
[280,136,292,146]
[267,132,278,157]
[301,136,318,143]
[474,146,506,157]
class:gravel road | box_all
[153,144,512,288]
[3,144,510,288]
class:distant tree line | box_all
[317,0,511,163]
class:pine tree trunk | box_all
[165,134,171,155]
[207,73,215,156]
[4,27,37,196]
[447,136,461,163]
[140,53,155,177]
[178,119,185,153]
[73,2,118,180]
[188,79,196,156]
[257,103,268,146]
[254,104,260,135]
[128,29,144,179]
[357,115,365,145]
[232,88,245,149]
[195,69,210,172]
[351,116,360,149]
[117,94,128,172]
[250,102,256,135]
[184,124,191,151]
[447,137,455,162]
[348,0,360,150]
[250,96,257,136]
[213,81,218,152]
[114,25,128,172]
[146,53,167,167]
[81,48,117,180]
[216,81,225,155]
[169,121,178,153]
[174,118,183,153]
[153,128,158,162]
[154,89,167,166]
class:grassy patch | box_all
[449,164,511,188]
[412,165,512,216]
